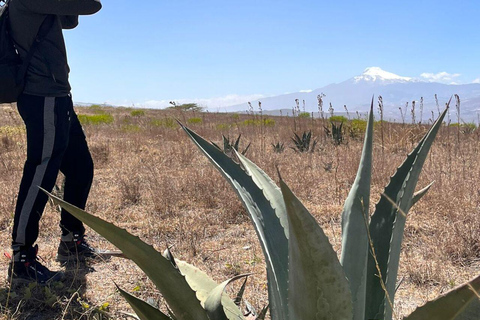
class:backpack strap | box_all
[0,0,8,14]
[16,14,56,83]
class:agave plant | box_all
[325,121,344,145]
[46,99,480,320]
[177,98,479,319]
[290,130,317,153]
[212,134,251,157]
[271,141,285,153]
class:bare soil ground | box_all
[0,103,479,319]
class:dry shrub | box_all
[89,143,110,166]
[403,252,445,287]
[145,172,179,216]
[444,216,480,265]
[1,135,14,151]
[120,176,142,206]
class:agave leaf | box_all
[116,285,171,320]
[180,124,289,319]
[176,260,245,320]
[223,135,230,152]
[340,99,374,320]
[384,106,448,319]
[44,191,209,320]
[168,308,178,320]
[365,133,425,319]
[279,178,353,319]
[412,181,434,206]
[292,133,301,146]
[365,106,448,320]
[456,299,480,320]
[242,142,251,155]
[204,275,250,320]
[234,134,241,151]
[404,274,480,320]
[244,301,257,317]
[234,277,248,306]
[163,247,179,269]
[211,141,222,152]
[256,305,269,320]
[235,152,288,238]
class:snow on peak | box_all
[354,67,412,83]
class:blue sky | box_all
[64,0,480,109]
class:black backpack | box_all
[0,0,54,103]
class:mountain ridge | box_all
[225,67,480,122]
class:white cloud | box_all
[420,71,461,84]
[113,93,267,111]
[473,78,480,84]
[299,89,313,93]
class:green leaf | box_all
[456,299,480,320]
[204,275,250,320]
[256,305,269,320]
[279,178,353,319]
[234,134,241,151]
[340,98,374,320]
[366,106,448,320]
[44,192,209,320]
[365,134,423,319]
[116,285,171,320]
[236,152,288,239]
[234,151,289,320]
[180,124,289,320]
[176,260,245,320]
[412,181,434,206]
[404,274,480,320]
[234,277,248,306]
[24,287,32,300]
[384,106,447,319]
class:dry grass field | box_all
[0,102,479,319]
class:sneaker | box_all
[56,232,100,262]
[8,245,64,285]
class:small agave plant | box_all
[291,130,317,153]
[212,134,251,157]
[271,141,285,153]
[46,99,480,320]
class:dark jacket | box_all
[8,0,102,97]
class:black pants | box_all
[12,94,93,252]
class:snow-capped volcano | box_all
[225,67,480,121]
[353,67,413,83]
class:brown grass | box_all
[0,103,479,319]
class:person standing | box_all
[7,0,102,284]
